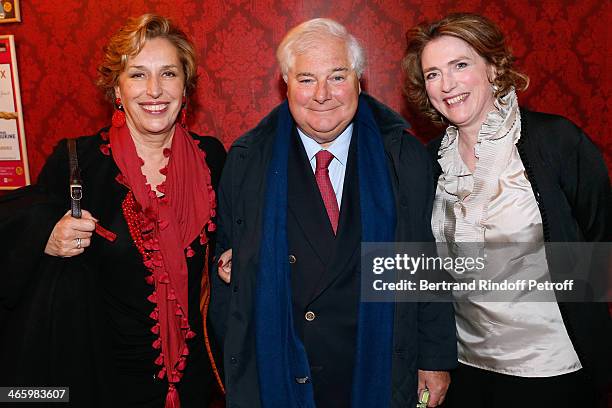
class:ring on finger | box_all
[76,237,82,249]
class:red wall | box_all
[0,0,610,180]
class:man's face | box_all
[286,37,361,147]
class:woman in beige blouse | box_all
[404,13,611,408]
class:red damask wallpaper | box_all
[0,0,609,180]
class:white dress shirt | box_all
[297,124,353,208]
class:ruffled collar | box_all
[437,89,520,199]
[439,89,519,156]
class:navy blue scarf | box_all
[255,95,395,408]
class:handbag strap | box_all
[67,138,82,218]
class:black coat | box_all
[0,128,226,407]
[428,109,612,391]
[209,94,458,408]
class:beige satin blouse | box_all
[432,90,582,377]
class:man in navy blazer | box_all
[209,18,457,408]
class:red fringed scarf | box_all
[109,123,215,407]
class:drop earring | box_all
[112,97,126,128]
[180,96,188,129]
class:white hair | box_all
[276,18,365,81]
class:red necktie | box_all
[315,150,340,234]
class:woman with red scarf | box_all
[0,14,225,407]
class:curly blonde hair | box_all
[96,14,197,102]
[403,13,529,124]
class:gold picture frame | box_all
[0,0,20,24]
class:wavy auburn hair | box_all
[403,13,529,124]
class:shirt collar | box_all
[297,123,353,166]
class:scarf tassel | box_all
[165,384,180,408]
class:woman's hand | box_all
[217,249,232,283]
[44,210,97,257]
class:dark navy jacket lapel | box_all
[308,128,361,303]
[287,128,336,296]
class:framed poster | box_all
[0,0,19,23]
[0,35,29,189]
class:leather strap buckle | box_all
[67,139,82,218]
[70,184,82,200]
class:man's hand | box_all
[44,210,97,257]
[417,369,450,407]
